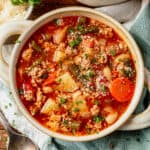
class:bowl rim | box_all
[24,5,33,19]
[9,6,144,142]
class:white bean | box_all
[103,66,112,81]
[105,111,118,124]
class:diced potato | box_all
[103,66,112,81]
[72,91,88,113]
[53,26,68,44]
[41,98,58,115]
[114,53,130,64]
[56,72,78,92]
[53,50,66,62]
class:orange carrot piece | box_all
[110,77,135,102]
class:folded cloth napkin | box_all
[0,1,150,150]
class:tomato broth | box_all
[16,16,136,136]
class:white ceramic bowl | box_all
[0,7,150,142]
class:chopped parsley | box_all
[63,120,68,125]
[91,58,96,64]
[81,26,99,34]
[80,74,89,81]
[94,100,99,105]
[76,100,83,105]
[110,49,116,56]
[77,25,84,31]
[84,53,89,59]
[73,108,80,112]
[93,115,105,123]
[88,70,95,78]
[121,68,134,78]
[11,0,41,5]
[58,78,62,83]
[69,37,82,48]
[68,27,75,34]
[60,97,67,104]
[100,84,106,93]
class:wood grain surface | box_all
[0,0,82,149]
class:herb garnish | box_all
[60,97,67,104]
[93,115,105,123]
[94,100,99,105]
[110,49,116,56]
[69,37,82,48]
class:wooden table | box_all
[0,1,82,149]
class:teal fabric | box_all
[48,3,150,150]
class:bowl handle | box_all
[0,20,33,83]
[119,68,150,130]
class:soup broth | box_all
[16,16,136,136]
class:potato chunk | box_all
[57,72,78,92]
[53,26,68,44]
[72,91,88,113]
[41,98,58,115]
[53,50,66,62]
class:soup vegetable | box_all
[16,16,136,136]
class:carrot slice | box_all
[43,72,56,86]
[110,77,135,102]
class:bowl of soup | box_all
[0,7,144,141]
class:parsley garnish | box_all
[93,115,105,123]
[94,100,99,105]
[84,53,89,59]
[60,97,67,104]
[69,37,82,48]
[110,49,116,56]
